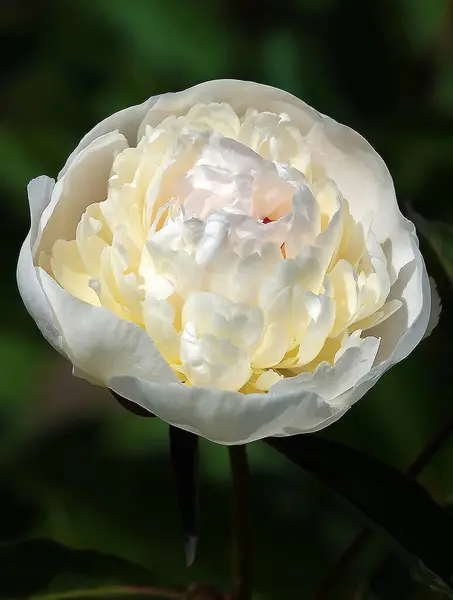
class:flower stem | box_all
[229,445,251,600]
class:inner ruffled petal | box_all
[44,102,400,393]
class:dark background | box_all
[1,1,453,598]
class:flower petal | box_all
[17,177,64,354]
[26,176,55,249]
[38,268,178,386]
[109,376,339,445]
[305,119,402,242]
[59,95,161,178]
[273,332,380,401]
[137,80,319,140]
[39,131,129,255]
[369,230,430,363]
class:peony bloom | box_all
[17,80,434,444]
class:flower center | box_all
[42,103,401,393]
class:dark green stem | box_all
[229,445,251,600]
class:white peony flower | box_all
[17,80,434,444]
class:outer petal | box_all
[306,240,431,431]
[370,228,431,363]
[17,177,64,354]
[307,233,431,431]
[109,376,340,445]
[39,131,129,254]
[275,335,381,400]
[38,269,178,386]
[304,119,402,242]
[59,94,161,178]
[137,80,319,139]
[27,176,55,247]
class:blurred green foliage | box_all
[1,0,453,598]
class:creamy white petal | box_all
[50,240,101,306]
[254,370,283,392]
[295,293,336,366]
[252,323,288,369]
[182,292,264,353]
[17,177,65,354]
[38,268,177,385]
[328,259,359,336]
[272,333,380,402]
[284,184,321,259]
[327,246,431,418]
[59,95,161,178]
[17,237,64,354]
[184,102,241,138]
[368,232,430,363]
[137,80,318,140]
[351,298,402,332]
[27,176,55,250]
[180,329,252,391]
[109,375,339,444]
[304,119,403,242]
[142,296,180,363]
[40,131,129,255]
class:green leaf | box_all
[365,552,453,599]
[423,222,453,283]
[406,207,453,283]
[266,435,453,591]
[0,539,178,598]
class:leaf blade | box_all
[0,539,170,598]
[266,435,453,589]
[29,586,181,600]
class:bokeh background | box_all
[2,0,453,598]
